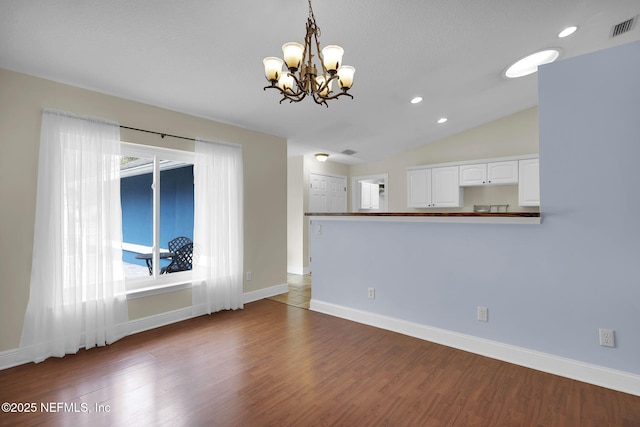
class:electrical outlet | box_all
[477,306,488,322]
[368,288,375,300]
[599,328,615,347]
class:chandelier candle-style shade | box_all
[263,0,355,107]
[263,57,285,82]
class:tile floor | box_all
[267,273,311,309]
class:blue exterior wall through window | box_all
[121,165,194,269]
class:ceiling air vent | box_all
[610,15,637,38]
[341,149,357,155]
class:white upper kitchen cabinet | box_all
[460,160,518,186]
[459,163,487,186]
[518,158,540,206]
[407,166,462,208]
[407,169,432,208]
[487,160,518,184]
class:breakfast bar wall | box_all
[308,41,640,395]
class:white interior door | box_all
[309,173,347,212]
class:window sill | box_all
[126,280,193,299]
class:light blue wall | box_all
[310,41,640,374]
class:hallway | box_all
[267,273,311,309]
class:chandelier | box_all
[262,0,355,107]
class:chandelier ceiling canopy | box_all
[262,0,355,107]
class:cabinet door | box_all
[370,183,380,209]
[432,166,462,207]
[459,163,487,186]
[487,161,518,184]
[518,158,540,206]
[407,169,431,208]
[360,182,372,209]
[360,182,380,209]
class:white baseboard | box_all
[130,282,289,333]
[310,299,640,397]
[287,265,304,275]
[287,266,310,275]
[244,283,289,304]
[0,347,27,371]
[0,283,290,371]
[128,306,196,336]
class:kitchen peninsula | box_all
[306,211,540,224]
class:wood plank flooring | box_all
[1,298,639,426]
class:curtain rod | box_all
[120,125,195,142]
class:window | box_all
[120,142,195,291]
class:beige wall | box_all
[287,156,305,274]
[349,107,540,212]
[0,68,287,352]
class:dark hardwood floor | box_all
[1,299,639,426]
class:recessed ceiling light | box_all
[504,49,561,78]
[558,26,578,38]
[410,96,423,104]
[437,117,448,124]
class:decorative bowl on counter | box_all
[474,204,509,213]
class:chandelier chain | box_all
[307,0,321,38]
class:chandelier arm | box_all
[283,88,308,103]
[320,91,354,102]
[314,73,340,96]
[280,94,306,104]
[311,92,329,107]
[286,71,309,97]
[263,81,308,103]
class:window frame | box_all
[120,141,196,295]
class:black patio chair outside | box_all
[161,242,193,274]
[167,236,192,253]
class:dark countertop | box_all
[305,212,540,217]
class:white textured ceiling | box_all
[1,1,639,164]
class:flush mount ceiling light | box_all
[410,96,423,104]
[315,153,329,162]
[262,0,355,107]
[558,26,578,38]
[504,49,561,78]
[437,117,448,124]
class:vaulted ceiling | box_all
[1,1,639,164]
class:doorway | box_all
[351,174,388,212]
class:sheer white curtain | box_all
[193,138,244,314]
[20,109,129,363]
